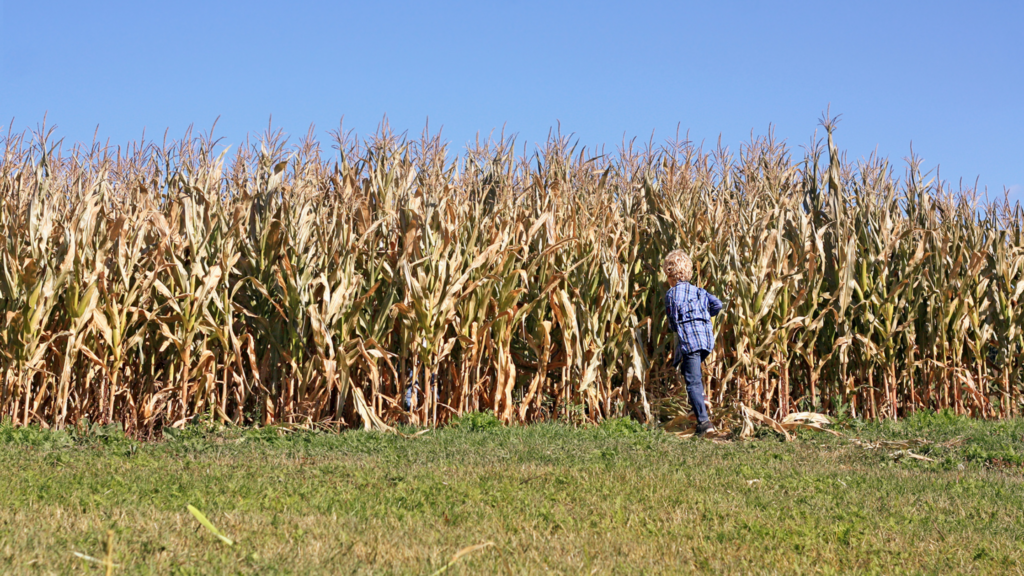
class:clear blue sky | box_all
[2,1,1021,203]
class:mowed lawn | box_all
[1,413,1023,575]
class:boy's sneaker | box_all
[695,420,716,436]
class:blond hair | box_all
[663,250,692,285]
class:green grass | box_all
[1,413,1023,575]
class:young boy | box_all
[663,250,723,436]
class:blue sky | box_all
[2,1,1021,203]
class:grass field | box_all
[2,412,1023,575]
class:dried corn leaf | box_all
[781,422,843,436]
[741,403,792,441]
[890,450,936,462]
[780,412,832,426]
[663,414,694,433]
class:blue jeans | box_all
[679,350,710,423]
[404,371,438,410]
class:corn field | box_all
[1,118,1022,434]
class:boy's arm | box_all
[706,291,724,317]
[665,293,679,332]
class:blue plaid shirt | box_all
[665,281,723,364]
